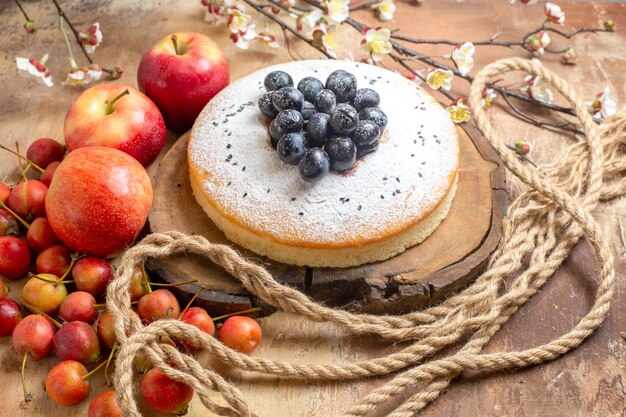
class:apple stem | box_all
[0,201,30,229]
[171,34,181,55]
[211,307,261,322]
[0,144,45,173]
[178,287,206,319]
[105,89,130,115]
[21,351,32,402]
[149,278,199,288]
[20,299,63,328]
[103,344,118,386]
[82,359,108,381]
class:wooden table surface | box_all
[1,1,625,416]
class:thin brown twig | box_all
[504,143,538,168]
[50,0,116,76]
[13,0,31,21]
[241,0,334,59]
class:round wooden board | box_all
[147,123,506,316]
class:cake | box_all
[188,60,459,267]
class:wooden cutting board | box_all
[146,122,506,316]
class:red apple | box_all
[26,138,65,169]
[96,310,116,349]
[0,297,21,337]
[59,291,98,324]
[21,274,68,315]
[36,244,71,277]
[180,307,215,349]
[137,32,229,132]
[137,289,180,323]
[45,146,153,257]
[53,321,101,364]
[0,236,31,279]
[64,84,166,166]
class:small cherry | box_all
[26,217,59,253]
[0,209,19,236]
[26,138,65,169]
[88,390,122,417]
[0,297,21,337]
[218,316,262,354]
[0,182,9,204]
[36,244,71,276]
[129,265,151,301]
[54,320,101,364]
[72,257,114,297]
[180,307,215,349]
[45,360,93,406]
[137,289,181,323]
[140,367,194,415]
[40,160,60,187]
[21,273,68,315]
[12,314,55,401]
[59,291,98,323]
[96,310,117,349]
[7,180,48,220]
[0,236,31,279]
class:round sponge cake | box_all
[188,60,459,267]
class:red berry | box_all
[59,291,98,323]
[0,297,21,337]
[137,289,181,323]
[0,182,9,204]
[40,161,60,187]
[12,314,55,361]
[0,236,31,279]
[26,138,65,169]
[36,244,71,276]
[88,390,122,417]
[0,209,19,236]
[26,217,59,252]
[45,360,90,406]
[140,367,193,415]
[72,257,113,297]
[218,316,262,354]
[7,180,48,219]
[53,321,101,365]
[180,307,215,349]
[129,266,150,301]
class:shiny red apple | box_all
[64,84,166,166]
[137,32,229,132]
[45,146,152,257]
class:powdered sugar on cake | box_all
[188,60,459,246]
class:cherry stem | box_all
[104,344,117,386]
[178,287,206,319]
[171,35,182,55]
[13,0,31,22]
[141,264,152,294]
[105,89,130,115]
[21,351,31,402]
[0,144,44,173]
[15,142,28,182]
[0,201,30,229]
[149,278,199,288]
[31,274,74,285]
[19,299,63,329]
[212,307,261,322]
[60,253,84,281]
[82,359,108,380]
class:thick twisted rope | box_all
[108,57,626,417]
